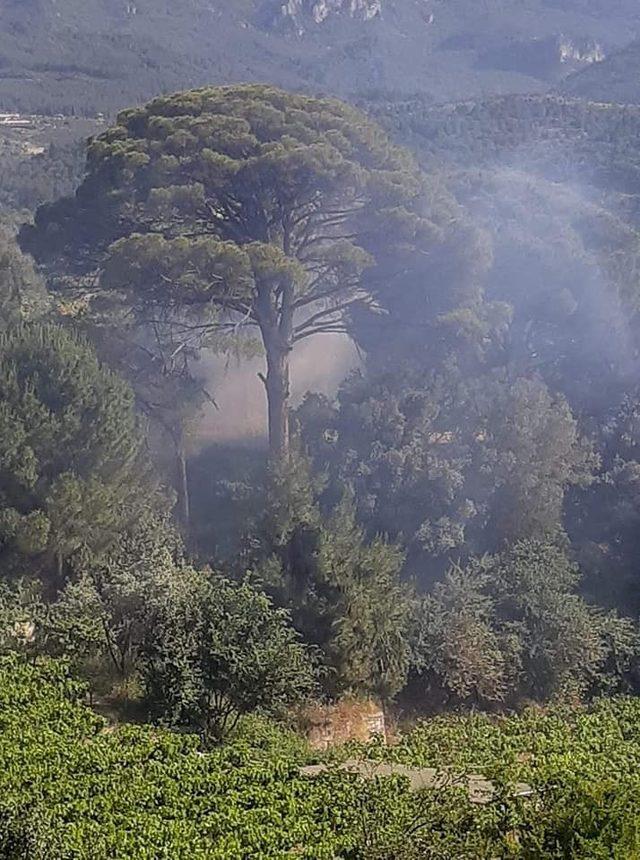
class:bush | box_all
[141,569,318,743]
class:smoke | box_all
[455,160,640,416]
[190,141,640,449]
[191,332,360,449]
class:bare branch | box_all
[293,325,349,342]
[294,296,366,336]
[293,281,362,310]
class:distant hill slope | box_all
[0,115,101,221]
[1,0,640,116]
[365,90,640,261]
[562,39,640,103]
[362,90,640,415]
[366,93,640,190]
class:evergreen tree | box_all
[297,370,596,581]
[0,323,163,586]
[258,456,413,700]
[22,85,453,460]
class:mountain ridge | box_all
[2,0,640,116]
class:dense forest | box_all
[3,16,640,852]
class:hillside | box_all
[562,38,640,103]
[361,92,640,421]
[2,0,640,116]
[366,93,640,196]
[0,113,101,220]
[3,22,640,855]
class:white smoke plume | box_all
[191,333,360,448]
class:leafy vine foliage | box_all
[3,657,640,858]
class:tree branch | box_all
[294,297,364,336]
[293,324,349,342]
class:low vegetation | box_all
[3,657,640,858]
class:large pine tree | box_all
[22,85,452,460]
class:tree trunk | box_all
[47,549,65,599]
[264,341,291,461]
[175,430,191,530]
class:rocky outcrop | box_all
[300,699,386,749]
[479,35,605,80]
[562,38,640,104]
[558,37,605,66]
[278,0,382,32]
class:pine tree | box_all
[23,85,449,460]
[0,323,164,586]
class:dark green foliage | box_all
[141,568,317,742]
[0,322,161,583]
[25,84,429,267]
[257,455,414,700]
[413,541,639,707]
[298,372,595,578]
[317,499,412,701]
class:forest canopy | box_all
[3,78,640,857]
[13,81,640,708]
